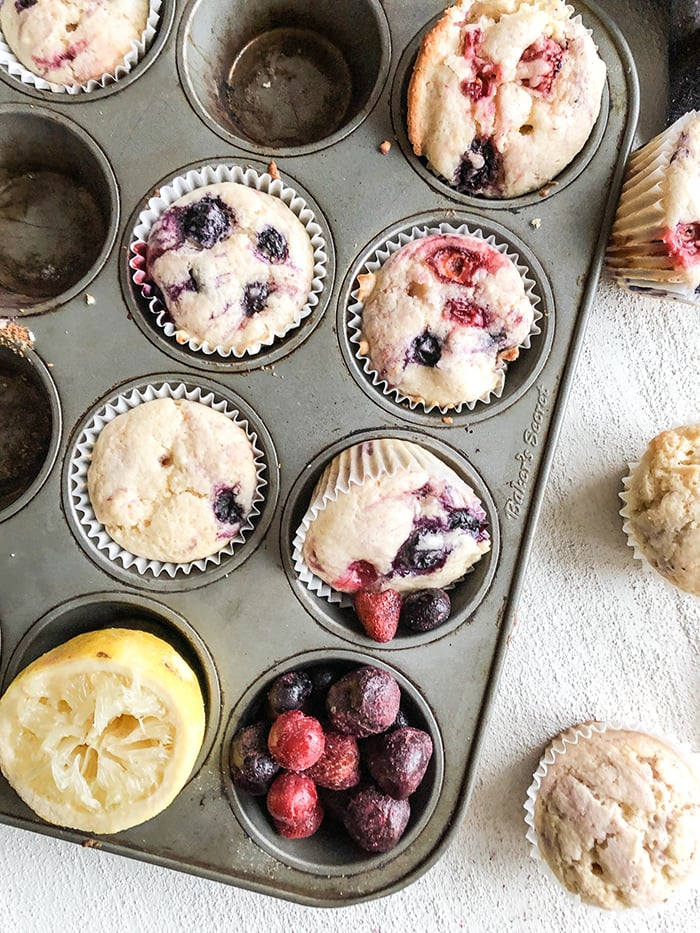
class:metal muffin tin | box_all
[0,0,638,907]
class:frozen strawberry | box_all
[364,726,433,799]
[354,589,401,643]
[273,800,324,839]
[267,709,325,771]
[306,730,360,790]
[326,666,401,738]
[266,771,318,824]
[344,785,410,853]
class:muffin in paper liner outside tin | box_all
[524,721,700,910]
[66,378,272,581]
[129,163,328,359]
[347,222,541,413]
[0,0,162,95]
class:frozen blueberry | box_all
[399,588,451,633]
[182,195,233,248]
[15,0,37,11]
[166,270,199,302]
[449,508,488,541]
[213,486,244,525]
[256,226,288,263]
[242,281,271,316]
[410,330,441,367]
[455,137,501,195]
[393,521,447,576]
[266,671,313,717]
[230,721,279,795]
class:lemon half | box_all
[0,628,206,835]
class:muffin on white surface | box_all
[356,231,536,408]
[607,111,700,304]
[527,723,700,910]
[407,0,607,198]
[145,182,315,355]
[621,423,700,596]
[87,397,258,564]
[0,0,149,85]
[297,438,491,597]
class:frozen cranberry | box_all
[344,785,410,853]
[267,710,325,770]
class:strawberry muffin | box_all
[1,0,149,85]
[297,438,491,597]
[87,397,258,564]
[145,182,315,355]
[407,0,607,198]
[356,231,536,408]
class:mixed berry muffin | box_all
[87,397,258,564]
[527,723,700,909]
[297,438,491,597]
[0,0,149,85]
[407,0,607,198]
[607,111,700,304]
[145,182,315,355]
[356,231,536,408]
[621,423,700,596]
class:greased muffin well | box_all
[0,0,149,85]
[621,423,700,596]
[356,231,536,408]
[145,181,315,355]
[528,724,700,910]
[407,0,607,198]
[87,397,258,564]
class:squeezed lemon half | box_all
[0,628,206,835]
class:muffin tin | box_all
[0,0,638,907]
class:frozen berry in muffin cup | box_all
[347,223,541,413]
[66,378,274,582]
[0,0,162,95]
[129,163,328,358]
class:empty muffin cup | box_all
[0,0,163,96]
[64,377,278,589]
[178,0,390,153]
[0,105,118,314]
[222,649,443,874]
[0,329,61,521]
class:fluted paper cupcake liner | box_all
[68,381,267,578]
[0,0,161,95]
[524,720,700,910]
[292,437,481,606]
[607,111,700,304]
[347,222,542,412]
[129,164,328,358]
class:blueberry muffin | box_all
[407,0,607,198]
[1,0,149,85]
[145,182,315,354]
[531,724,700,909]
[622,423,700,596]
[299,438,490,596]
[357,232,536,408]
[607,111,700,304]
[87,397,258,564]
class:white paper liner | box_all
[129,164,328,358]
[347,222,542,413]
[0,0,161,95]
[524,720,700,910]
[292,437,489,607]
[606,112,700,305]
[68,381,267,578]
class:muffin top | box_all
[300,440,491,595]
[623,423,700,596]
[87,397,258,564]
[661,113,700,283]
[356,232,536,408]
[145,182,315,355]
[0,0,149,85]
[407,0,607,198]
[533,725,700,909]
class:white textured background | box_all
[3,1,700,930]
